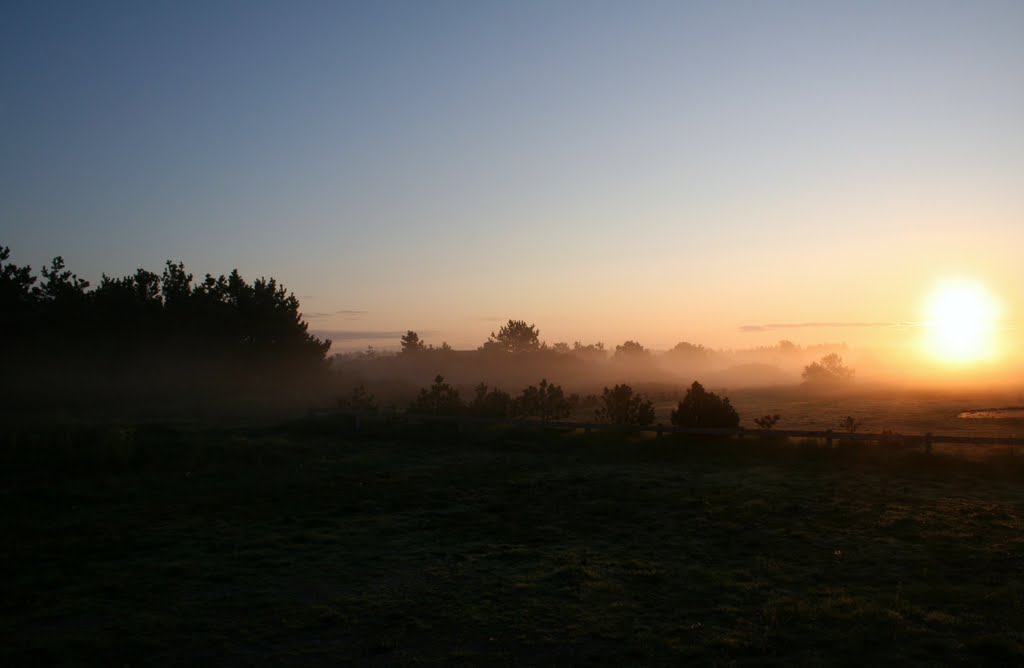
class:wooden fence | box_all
[330,411,1024,452]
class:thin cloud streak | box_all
[304,309,369,320]
[312,329,404,341]
[740,321,906,333]
[313,329,439,341]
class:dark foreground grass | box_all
[3,421,1023,666]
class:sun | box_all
[921,279,1001,364]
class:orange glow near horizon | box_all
[920,279,1002,366]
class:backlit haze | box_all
[4,2,1022,383]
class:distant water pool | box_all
[958,408,1024,419]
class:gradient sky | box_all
[3,1,1023,361]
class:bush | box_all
[670,381,740,428]
[400,330,426,354]
[613,340,649,360]
[515,379,574,420]
[409,375,463,416]
[802,353,854,385]
[838,415,861,433]
[468,383,513,418]
[480,319,541,353]
[337,385,378,413]
[594,384,655,426]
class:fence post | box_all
[924,432,933,454]
[826,429,833,448]
[656,425,663,439]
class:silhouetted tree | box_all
[0,246,38,346]
[409,375,463,415]
[838,415,861,433]
[754,414,781,430]
[469,383,513,418]
[92,268,164,358]
[802,353,854,385]
[613,340,649,360]
[670,381,740,428]
[0,245,37,308]
[515,379,574,420]
[161,260,193,308]
[0,245,332,410]
[400,330,426,354]
[594,384,655,425]
[665,341,712,365]
[482,319,541,353]
[572,341,606,360]
[777,340,799,354]
[38,256,90,303]
[338,385,378,413]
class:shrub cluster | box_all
[594,384,656,425]
[670,382,740,428]
[402,377,748,429]
[407,376,578,419]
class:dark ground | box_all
[3,419,1023,666]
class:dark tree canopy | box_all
[515,379,574,420]
[338,385,378,413]
[777,340,799,354]
[482,319,541,354]
[613,340,649,360]
[666,341,712,361]
[670,381,740,428]
[594,384,655,425]
[1,245,331,413]
[409,375,463,416]
[571,341,606,360]
[801,353,854,385]
[469,383,514,418]
[400,330,426,354]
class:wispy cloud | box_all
[312,329,404,341]
[313,329,439,342]
[304,309,368,320]
[740,321,905,333]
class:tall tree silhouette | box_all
[401,330,426,354]
[482,319,541,353]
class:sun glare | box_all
[921,279,1001,364]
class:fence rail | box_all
[327,410,1024,449]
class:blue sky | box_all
[3,1,1023,356]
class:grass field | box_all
[651,385,1024,439]
[4,420,1024,665]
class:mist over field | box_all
[329,319,1020,393]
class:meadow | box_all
[4,418,1023,665]
[650,384,1024,440]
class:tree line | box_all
[397,319,855,386]
[1,245,329,365]
[1,246,330,411]
[343,376,743,428]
